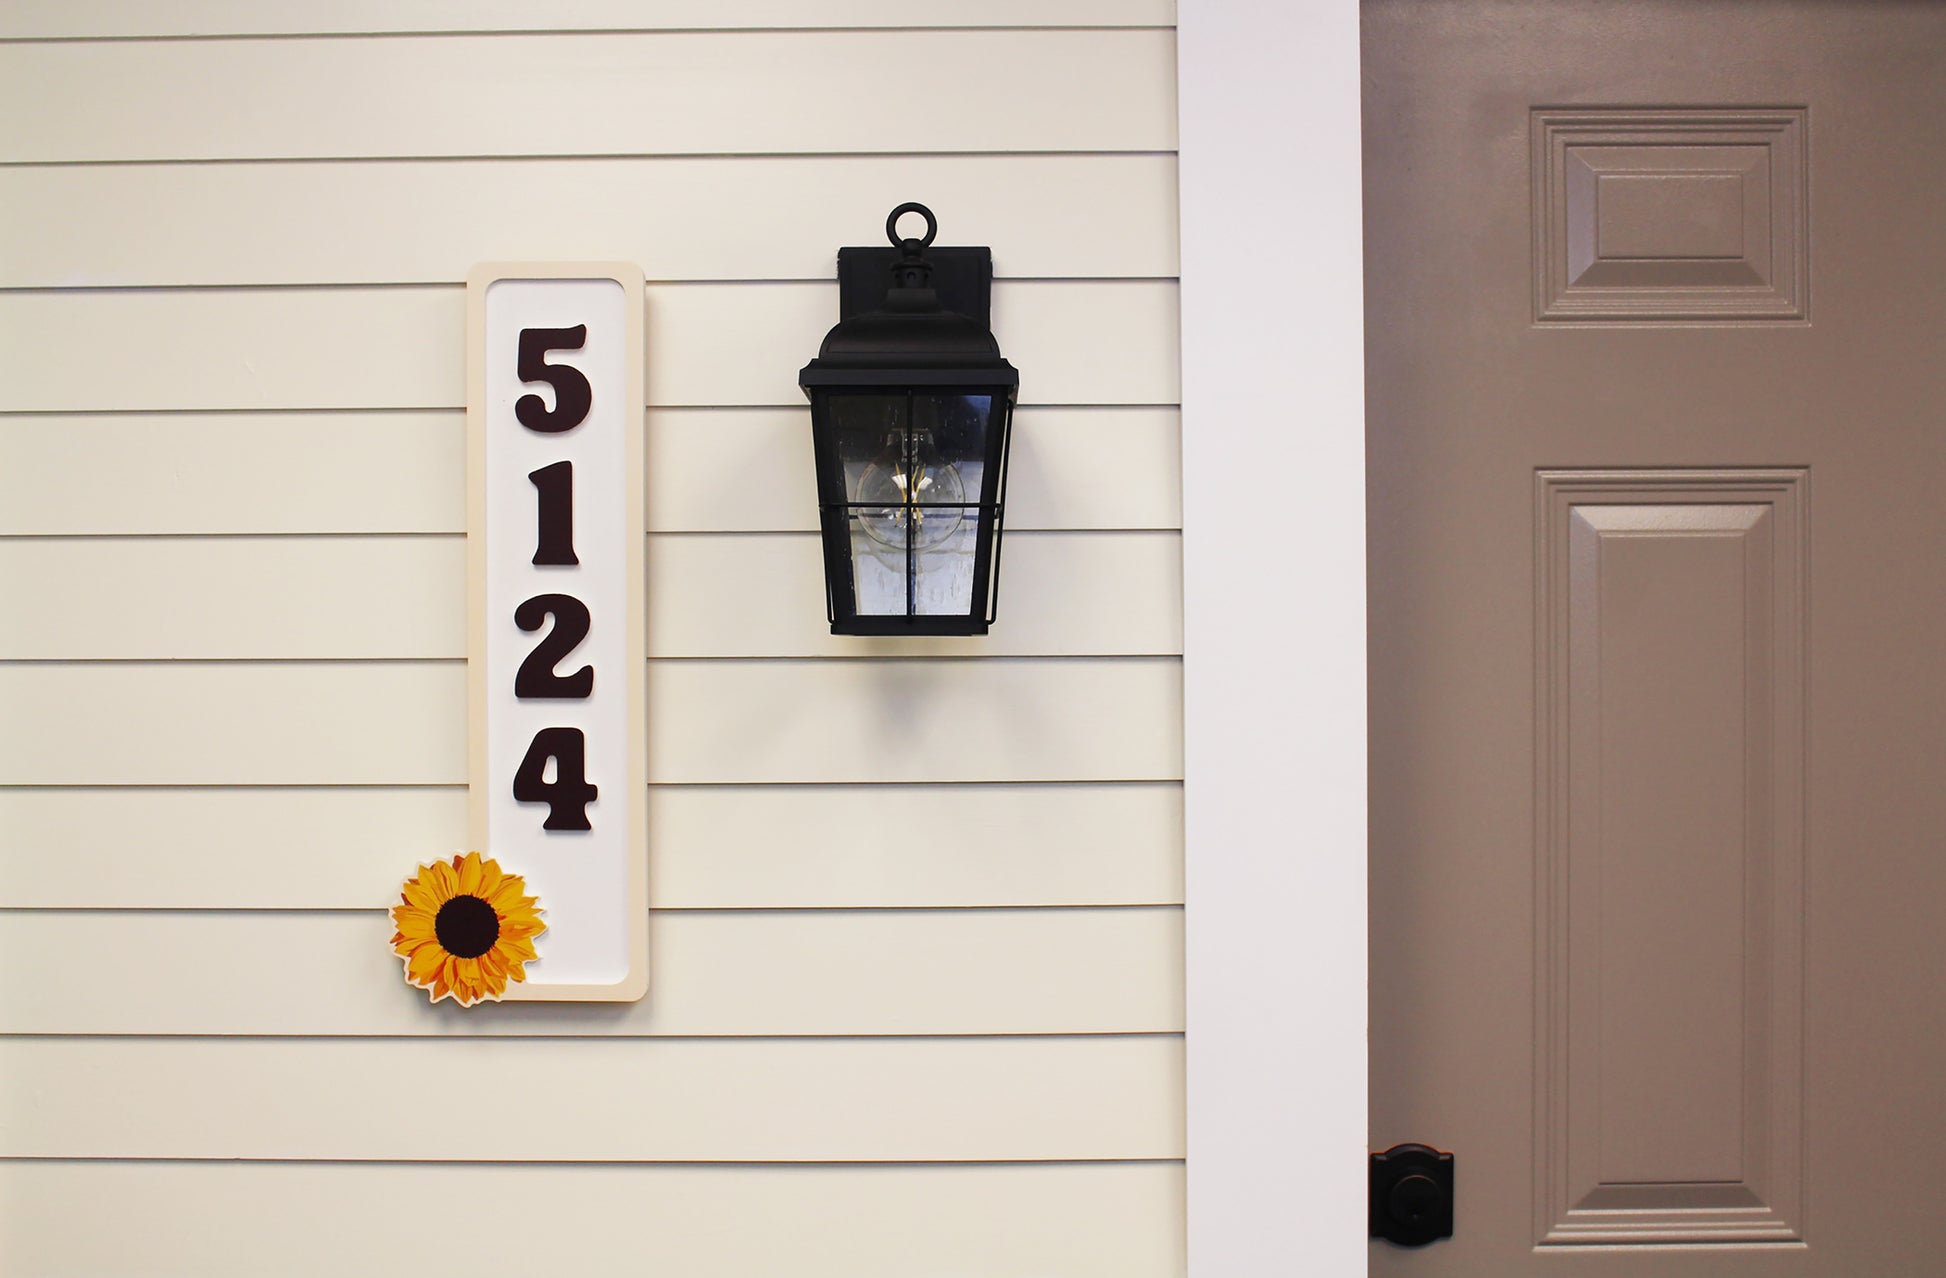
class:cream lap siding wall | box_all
[0,5,1184,1276]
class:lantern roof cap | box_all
[799,202,1018,387]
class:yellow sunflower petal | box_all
[420,858,452,898]
[477,858,506,899]
[400,876,442,912]
[391,904,432,932]
[456,852,483,897]
[407,945,445,984]
[486,876,527,910]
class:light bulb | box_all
[853,429,966,551]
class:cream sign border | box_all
[465,262,649,1002]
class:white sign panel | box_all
[467,264,648,1001]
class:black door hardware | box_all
[1369,1143,1454,1247]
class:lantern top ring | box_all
[885,201,938,250]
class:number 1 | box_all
[529,460,578,565]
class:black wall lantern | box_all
[799,203,1019,635]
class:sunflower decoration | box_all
[390,852,545,1006]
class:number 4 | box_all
[513,727,599,831]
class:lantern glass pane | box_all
[909,393,992,616]
[827,392,996,619]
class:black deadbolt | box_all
[1369,1143,1455,1247]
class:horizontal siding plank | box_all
[1,30,1177,162]
[0,907,1183,1036]
[0,408,1182,535]
[0,155,1178,287]
[650,659,1182,784]
[1,0,1178,39]
[0,1036,1184,1161]
[0,786,474,909]
[0,536,464,660]
[0,782,1184,909]
[0,1161,1185,1278]
[0,282,1180,411]
[647,532,1181,657]
[0,663,464,786]
[0,660,1183,784]
[0,532,1181,658]
[0,411,467,535]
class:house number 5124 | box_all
[510,325,598,830]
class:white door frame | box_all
[1180,1,1368,1272]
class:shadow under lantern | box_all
[799,202,1019,635]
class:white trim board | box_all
[1179,1,1368,1273]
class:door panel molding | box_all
[1532,108,1809,324]
[1534,468,1807,1246]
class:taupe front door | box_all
[1364,2,1946,1273]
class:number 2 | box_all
[514,593,594,699]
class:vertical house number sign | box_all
[467,264,649,1001]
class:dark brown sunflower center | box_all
[434,894,500,959]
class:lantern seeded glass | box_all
[834,393,993,617]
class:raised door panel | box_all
[1536,472,1804,1244]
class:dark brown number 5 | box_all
[515,325,593,433]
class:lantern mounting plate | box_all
[837,246,993,329]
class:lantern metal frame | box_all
[799,203,1020,636]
